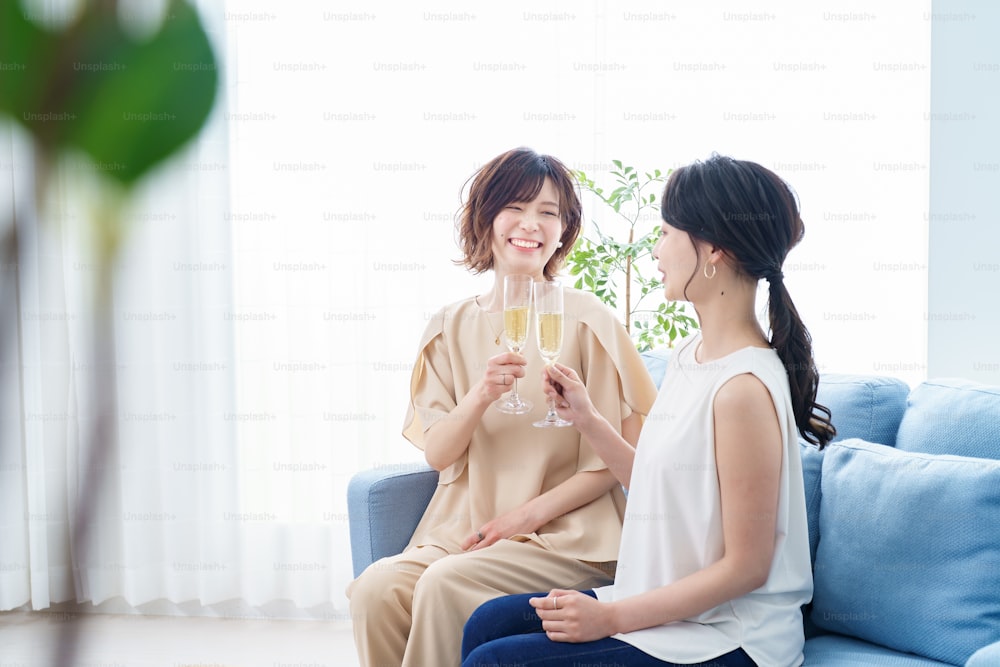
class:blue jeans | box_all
[462,591,757,667]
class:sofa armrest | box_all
[966,641,1000,667]
[347,464,439,578]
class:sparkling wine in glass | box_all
[495,274,533,414]
[533,281,572,428]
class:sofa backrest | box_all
[815,374,911,447]
[799,374,911,567]
[895,378,1000,460]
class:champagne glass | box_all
[494,274,533,414]
[532,281,572,428]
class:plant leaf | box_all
[0,0,219,187]
[557,159,700,349]
[0,1,58,125]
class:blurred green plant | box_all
[0,0,217,185]
[568,161,699,352]
[0,0,218,260]
[0,1,219,661]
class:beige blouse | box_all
[402,288,658,562]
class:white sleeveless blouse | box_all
[594,333,812,667]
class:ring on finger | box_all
[552,596,559,610]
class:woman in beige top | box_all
[347,147,658,667]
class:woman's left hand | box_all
[529,589,617,643]
[461,505,538,552]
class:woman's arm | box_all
[422,350,527,471]
[465,468,617,550]
[465,409,643,551]
[533,373,783,641]
[461,384,642,550]
[542,363,641,489]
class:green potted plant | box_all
[567,161,698,351]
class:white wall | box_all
[928,0,1000,382]
[221,0,933,478]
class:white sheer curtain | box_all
[0,129,242,611]
[0,0,243,613]
[0,0,362,619]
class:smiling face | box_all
[490,177,564,279]
[457,148,582,281]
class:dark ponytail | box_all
[661,155,835,448]
[766,277,834,447]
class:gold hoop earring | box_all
[703,262,717,280]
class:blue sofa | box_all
[348,349,1000,666]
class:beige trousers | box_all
[346,540,615,667]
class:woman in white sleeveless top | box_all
[462,155,837,667]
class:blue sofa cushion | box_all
[896,379,1000,460]
[812,439,1000,665]
[803,635,952,666]
[799,374,908,567]
[816,374,910,446]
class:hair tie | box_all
[765,269,784,284]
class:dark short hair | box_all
[456,147,582,281]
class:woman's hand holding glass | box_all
[541,362,597,429]
[482,351,528,404]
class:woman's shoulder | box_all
[564,287,637,350]
[563,285,600,306]
[713,345,790,404]
[426,295,478,321]
[564,289,627,343]
[419,296,479,342]
[730,343,783,373]
[563,286,615,321]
